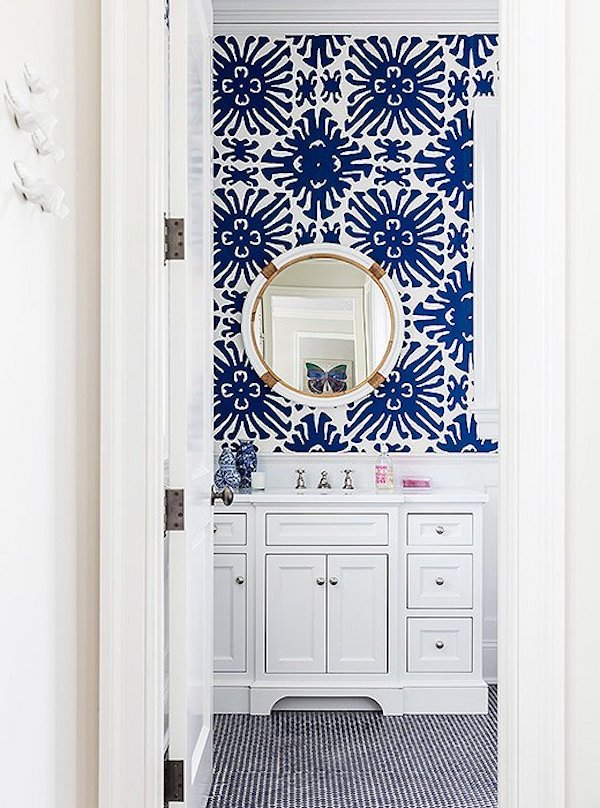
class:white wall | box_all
[566,0,600,803]
[0,3,100,807]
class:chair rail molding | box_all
[499,0,566,806]
[213,0,498,25]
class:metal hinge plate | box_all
[164,489,185,532]
[164,758,184,804]
[164,217,185,261]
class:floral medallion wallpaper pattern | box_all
[213,33,499,454]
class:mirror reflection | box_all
[252,256,392,397]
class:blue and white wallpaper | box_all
[213,33,499,454]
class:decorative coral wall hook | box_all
[13,161,69,220]
[4,81,57,135]
[31,129,65,163]
[23,63,59,100]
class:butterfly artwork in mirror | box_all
[305,362,350,395]
[241,244,405,408]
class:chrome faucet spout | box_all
[317,471,332,490]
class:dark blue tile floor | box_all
[209,686,497,808]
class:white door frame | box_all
[498,0,565,804]
[98,2,567,808]
[99,1,165,806]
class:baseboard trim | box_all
[403,683,488,714]
[214,686,250,714]
[483,640,498,683]
[214,683,490,716]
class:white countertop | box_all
[231,488,489,504]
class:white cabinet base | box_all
[249,686,405,716]
[402,684,488,715]
[214,686,251,714]
[213,683,489,716]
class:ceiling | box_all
[212,0,498,25]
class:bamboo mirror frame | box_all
[241,244,404,408]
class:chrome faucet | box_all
[342,469,355,490]
[295,469,306,490]
[317,470,332,489]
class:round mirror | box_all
[241,245,404,407]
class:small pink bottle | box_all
[375,444,394,491]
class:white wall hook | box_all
[23,63,59,100]
[4,81,58,135]
[13,161,69,220]
[31,129,65,162]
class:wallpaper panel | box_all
[213,33,499,453]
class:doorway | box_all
[98,1,566,807]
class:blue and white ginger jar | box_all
[214,443,241,491]
[235,440,258,491]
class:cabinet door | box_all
[327,555,388,674]
[266,555,326,673]
[213,554,246,672]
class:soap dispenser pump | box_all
[375,444,394,491]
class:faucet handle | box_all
[342,469,355,490]
[295,469,306,490]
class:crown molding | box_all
[213,0,498,26]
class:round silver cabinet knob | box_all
[235,576,245,585]
[435,576,445,586]
[435,525,445,535]
[435,640,445,650]
[329,577,339,586]
[316,577,325,586]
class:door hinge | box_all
[164,217,185,261]
[164,758,184,804]
[164,488,185,532]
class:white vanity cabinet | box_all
[326,554,388,673]
[212,512,253,712]
[214,490,488,716]
[214,553,246,672]
[265,553,387,675]
[265,554,326,674]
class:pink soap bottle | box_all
[375,444,394,491]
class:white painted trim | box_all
[99,0,165,807]
[217,25,500,37]
[241,243,404,409]
[472,97,500,440]
[213,0,498,25]
[499,0,566,804]
[229,451,500,462]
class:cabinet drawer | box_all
[214,513,247,546]
[266,513,389,546]
[407,554,473,609]
[407,618,473,672]
[407,513,473,546]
